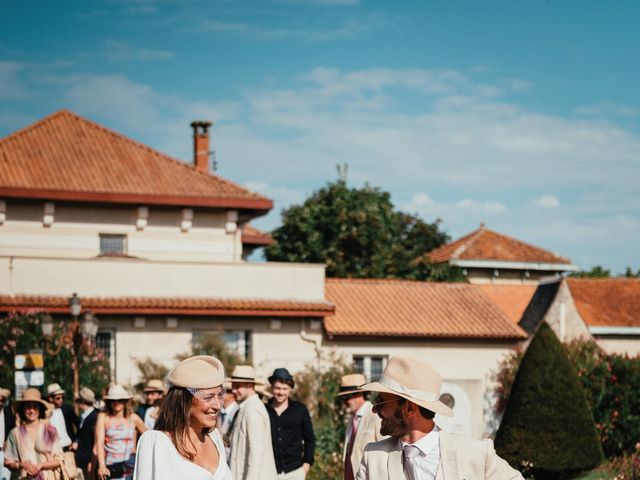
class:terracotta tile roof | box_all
[0,110,272,212]
[426,225,572,266]
[566,278,640,327]
[324,278,526,339]
[0,294,334,317]
[475,284,537,324]
[241,224,273,246]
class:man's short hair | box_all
[397,397,435,420]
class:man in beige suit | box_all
[229,365,278,480]
[356,357,524,480]
[337,374,386,480]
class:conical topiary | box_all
[495,323,603,479]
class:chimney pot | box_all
[191,120,213,172]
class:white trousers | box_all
[277,466,306,480]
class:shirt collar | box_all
[402,425,440,456]
[81,407,95,421]
[355,400,371,417]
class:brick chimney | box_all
[191,120,212,172]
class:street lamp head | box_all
[41,314,54,338]
[69,293,82,318]
[82,312,99,341]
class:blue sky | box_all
[1,0,638,273]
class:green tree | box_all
[0,312,110,398]
[265,179,454,280]
[133,356,170,393]
[495,323,604,479]
[175,332,244,375]
[623,267,640,278]
[570,266,612,278]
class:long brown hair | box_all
[154,387,212,460]
[105,399,132,418]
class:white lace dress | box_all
[133,429,232,480]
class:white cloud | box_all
[412,192,434,207]
[0,62,29,99]
[532,194,560,208]
[575,102,638,118]
[104,40,175,62]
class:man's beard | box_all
[380,405,409,437]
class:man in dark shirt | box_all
[266,368,315,479]
[71,387,98,480]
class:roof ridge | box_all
[482,227,569,262]
[451,226,484,259]
[0,109,267,202]
[325,277,471,288]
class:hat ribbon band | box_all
[379,375,439,402]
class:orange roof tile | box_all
[475,284,537,324]
[324,278,526,339]
[0,110,272,212]
[0,294,334,317]
[566,278,640,327]
[241,224,273,246]
[426,225,572,266]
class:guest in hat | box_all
[4,388,63,479]
[355,356,524,480]
[136,379,165,422]
[46,382,77,451]
[96,384,146,480]
[266,368,315,479]
[229,365,277,480]
[133,355,231,480]
[336,373,385,480]
[254,378,272,402]
[72,387,99,480]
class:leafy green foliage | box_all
[570,266,612,278]
[623,267,640,278]
[265,180,454,280]
[293,351,355,480]
[133,356,170,393]
[495,323,603,479]
[175,332,245,374]
[0,312,110,398]
[494,336,640,459]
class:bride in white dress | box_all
[134,356,232,480]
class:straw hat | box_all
[359,356,453,417]
[0,387,10,399]
[17,388,49,410]
[78,387,96,404]
[230,365,258,384]
[166,355,225,389]
[336,373,367,397]
[104,384,132,400]
[143,379,166,393]
[46,383,65,397]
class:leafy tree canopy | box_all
[265,179,459,280]
[570,265,612,278]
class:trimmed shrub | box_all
[495,323,604,479]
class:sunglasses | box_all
[371,395,399,411]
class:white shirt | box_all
[143,406,158,430]
[401,426,440,480]
[219,402,238,435]
[79,407,95,428]
[134,429,231,480]
[49,408,72,448]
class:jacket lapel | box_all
[438,431,459,480]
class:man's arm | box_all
[301,406,315,471]
[484,439,524,480]
[243,410,269,480]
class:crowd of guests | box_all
[2,355,524,480]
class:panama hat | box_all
[359,356,453,417]
[143,379,166,393]
[104,384,132,400]
[230,365,259,383]
[46,383,65,396]
[78,387,96,404]
[336,373,367,397]
[17,388,49,410]
[166,355,225,389]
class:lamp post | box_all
[41,293,99,399]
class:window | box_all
[192,330,251,361]
[96,330,116,379]
[99,234,127,256]
[353,355,387,382]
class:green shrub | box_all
[495,323,604,479]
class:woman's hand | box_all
[21,460,41,477]
[98,464,111,479]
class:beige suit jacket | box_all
[343,402,386,475]
[229,393,278,480]
[355,431,524,480]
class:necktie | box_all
[344,415,360,480]
[403,444,421,480]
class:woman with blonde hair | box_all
[3,388,63,479]
[96,385,146,480]
[133,355,231,480]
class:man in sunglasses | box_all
[355,356,523,480]
[46,383,78,451]
[337,374,385,480]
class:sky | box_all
[1,0,639,273]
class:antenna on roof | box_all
[336,163,349,182]
[211,149,218,171]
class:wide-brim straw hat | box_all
[230,365,258,383]
[17,388,49,410]
[46,383,65,397]
[336,373,367,397]
[104,384,132,400]
[166,355,225,389]
[143,379,166,393]
[359,356,453,417]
